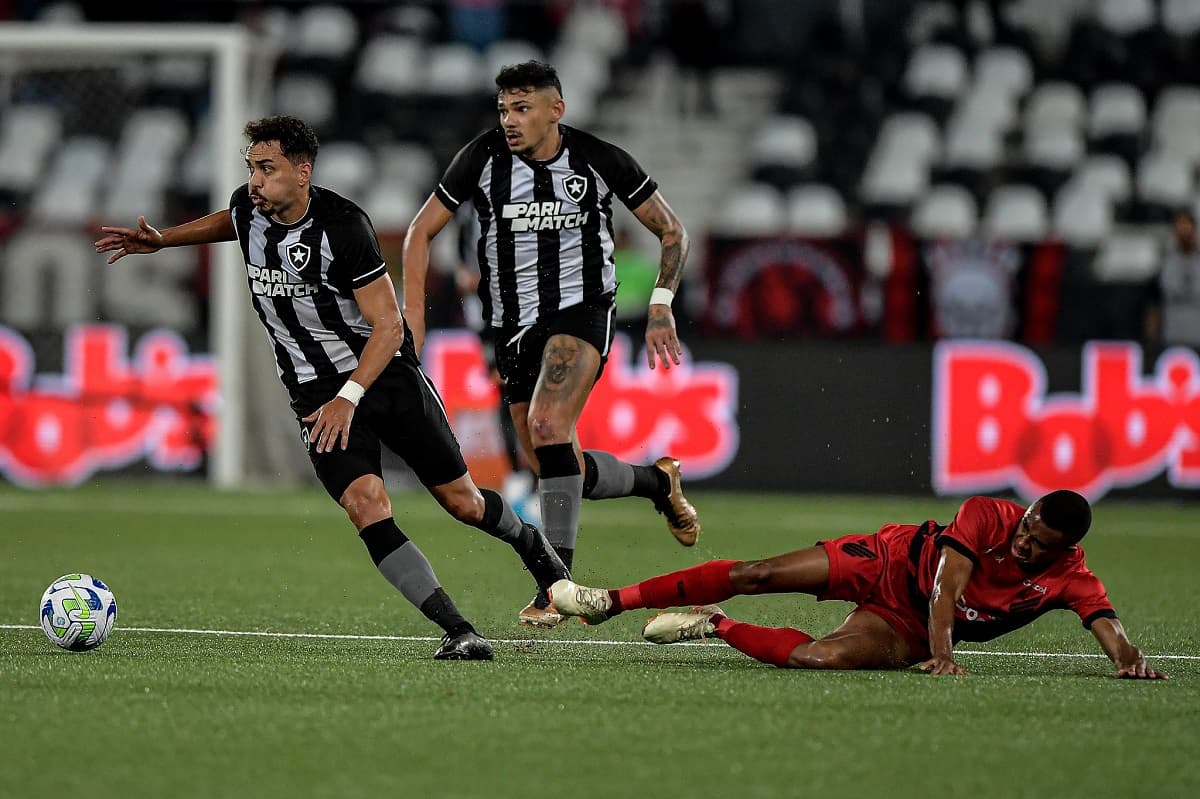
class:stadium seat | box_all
[952,84,1020,133]
[354,35,426,96]
[315,142,374,199]
[1093,230,1161,282]
[1024,126,1085,171]
[910,184,978,239]
[275,73,337,132]
[942,118,1003,171]
[981,184,1048,241]
[1024,82,1087,131]
[375,142,437,194]
[1088,83,1146,139]
[1095,0,1156,36]
[1052,182,1114,247]
[1163,0,1200,37]
[903,44,969,102]
[785,184,848,236]
[363,185,420,232]
[292,4,359,60]
[0,104,62,194]
[426,44,488,97]
[1136,151,1195,212]
[875,112,941,164]
[860,148,931,208]
[711,183,787,236]
[973,46,1034,99]
[1071,154,1132,203]
[750,115,817,188]
[560,3,627,59]
[1152,85,1200,162]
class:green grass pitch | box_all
[1,484,1196,798]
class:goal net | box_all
[0,23,297,489]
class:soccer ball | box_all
[39,574,117,652]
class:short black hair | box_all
[243,115,319,166]
[1038,489,1092,544]
[495,60,562,97]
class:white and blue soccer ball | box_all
[39,574,117,652]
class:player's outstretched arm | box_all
[919,546,974,676]
[95,211,237,263]
[402,195,455,354]
[631,191,689,371]
[1090,617,1168,680]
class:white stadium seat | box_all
[711,183,787,236]
[1095,0,1155,36]
[315,142,375,199]
[911,184,978,239]
[376,142,437,192]
[1024,125,1085,170]
[1071,154,1132,203]
[355,36,426,96]
[292,4,359,59]
[1164,0,1200,37]
[973,46,1034,98]
[484,40,544,84]
[785,184,848,236]
[31,136,111,225]
[1088,83,1146,138]
[1052,182,1114,247]
[1024,82,1086,131]
[943,119,1004,170]
[275,73,337,130]
[0,104,62,193]
[982,184,1048,241]
[426,43,487,96]
[751,116,818,170]
[364,185,421,231]
[904,44,969,100]
[1093,230,1161,282]
[1136,151,1195,207]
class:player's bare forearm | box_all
[919,548,973,675]
[160,211,238,247]
[350,275,405,392]
[1091,617,1168,679]
[633,192,689,293]
[402,196,454,352]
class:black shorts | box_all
[291,356,467,502]
[493,293,617,405]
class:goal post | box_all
[0,23,253,488]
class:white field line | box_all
[1,624,1197,660]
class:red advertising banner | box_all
[0,324,217,487]
[421,330,741,484]
[934,340,1200,501]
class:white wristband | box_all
[336,380,366,406]
[649,287,675,307]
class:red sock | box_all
[614,560,738,612]
[714,617,814,668]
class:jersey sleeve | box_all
[582,135,658,210]
[435,133,492,211]
[1059,568,1118,629]
[935,496,1004,566]
[327,210,387,291]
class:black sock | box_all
[554,545,574,572]
[636,464,669,499]
[535,442,583,554]
[419,588,474,638]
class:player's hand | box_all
[1117,659,1168,680]
[302,398,356,454]
[645,304,682,370]
[918,656,967,676]
[94,216,165,263]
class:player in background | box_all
[452,206,541,525]
[549,491,1168,679]
[95,115,570,660]
[403,61,701,628]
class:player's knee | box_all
[730,560,774,594]
[527,412,570,446]
[785,644,844,670]
[339,480,391,528]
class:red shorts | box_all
[817,526,931,660]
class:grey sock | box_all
[376,541,442,609]
[539,474,584,550]
[583,450,636,499]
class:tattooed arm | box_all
[631,192,690,370]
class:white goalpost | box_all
[0,23,254,488]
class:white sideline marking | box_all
[1,624,1196,660]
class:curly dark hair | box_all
[243,115,319,165]
[1038,489,1092,544]
[495,61,562,96]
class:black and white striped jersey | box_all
[229,184,407,395]
[435,124,658,328]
